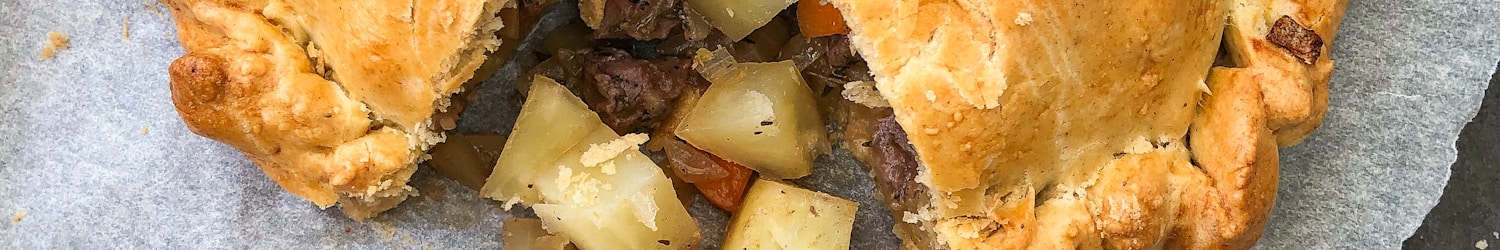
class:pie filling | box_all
[444,0,1341,248]
[459,0,945,246]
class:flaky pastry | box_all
[829,0,1347,248]
[160,0,511,219]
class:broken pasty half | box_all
[830,0,1346,248]
[159,0,511,220]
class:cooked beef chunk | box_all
[581,48,708,133]
[781,35,870,93]
[872,115,920,202]
[842,104,932,247]
[595,0,685,40]
[1266,15,1324,64]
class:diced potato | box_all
[502,218,574,250]
[483,76,702,250]
[532,136,702,250]
[723,179,858,249]
[685,0,796,41]
[481,76,604,205]
[676,49,828,179]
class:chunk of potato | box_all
[481,77,603,204]
[531,132,702,249]
[722,179,858,249]
[676,49,828,179]
[484,76,701,249]
[684,0,796,41]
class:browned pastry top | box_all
[829,0,1347,248]
[159,0,508,219]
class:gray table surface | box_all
[1403,63,1500,250]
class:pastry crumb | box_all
[580,133,648,167]
[1478,239,1489,250]
[600,161,617,175]
[842,81,890,108]
[1014,12,1033,26]
[143,0,166,19]
[11,210,26,223]
[39,32,70,60]
[502,195,523,211]
[141,125,150,135]
[901,211,920,223]
[372,221,396,239]
[123,15,132,42]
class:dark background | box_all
[1404,62,1500,249]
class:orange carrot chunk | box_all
[693,153,754,212]
[797,0,850,37]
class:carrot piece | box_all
[693,153,755,212]
[797,0,850,37]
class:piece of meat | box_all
[593,0,684,40]
[663,139,730,183]
[1266,16,1324,64]
[871,115,922,204]
[842,106,935,249]
[580,48,708,133]
[781,35,868,93]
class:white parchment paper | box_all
[0,0,1496,249]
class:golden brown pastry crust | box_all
[829,0,1345,248]
[1221,0,1349,146]
[160,0,508,219]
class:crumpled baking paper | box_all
[0,0,1495,248]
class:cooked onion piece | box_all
[692,153,754,212]
[428,133,507,191]
[732,16,792,62]
[682,6,713,41]
[795,0,850,37]
[664,138,755,211]
[676,48,828,179]
[684,0,796,41]
[663,139,729,183]
[501,218,574,250]
[483,76,700,249]
[722,179,858,249]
